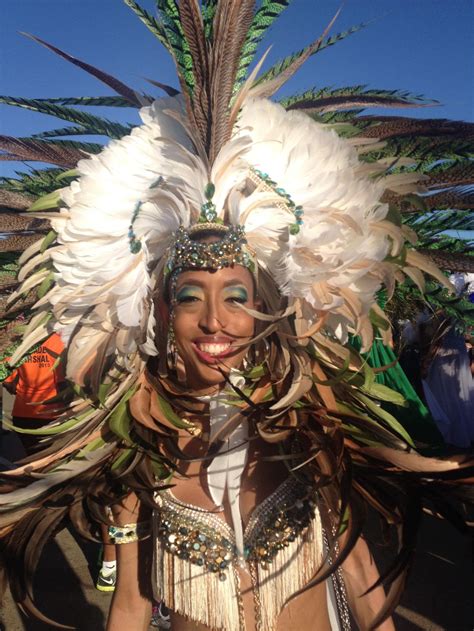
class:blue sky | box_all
[1,0,473,180]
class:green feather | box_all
[4,412,89,436]
[33,95,137,108]
[108,399,133,444]
[40,230,58,253]
[36,271,54,299]
[202,0,218,41]
[18,136,104,154]
[156,0,195,94]
[56,169,79,182]
[0,96,133,139]
[405,210,474,238]
[111,447,135,471]
[1,168,69,197]
[156,391,194,430]
[280,86,430,110]
[387,281,474,333]
[354,392,416,448]
[32,126,107,139]
[234,0,292,91]
[255,22,370,87]
[123,0,170,50]
[27,190,62,212]
[361,137,473,169]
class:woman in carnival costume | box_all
[1,2,473,630]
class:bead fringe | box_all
[153,508,324,631]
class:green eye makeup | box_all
[224,286,249,302]
[175,286,204,302]
[175,284,249,304]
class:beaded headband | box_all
[165,224,253,277]
[164,181,257,283]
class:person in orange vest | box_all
[2,332,118,591]
[3,332,66,454]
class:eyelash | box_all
[176,295,200,303]
[227,295,247,304]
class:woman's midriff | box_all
[169,583,331,631]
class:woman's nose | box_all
[199,299,226,332]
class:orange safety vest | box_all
[4,333,65,418]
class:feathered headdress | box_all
[1,2,473,627]
[4,5,454,383]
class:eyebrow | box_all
[223,279,248,288]
[176,278,248,289]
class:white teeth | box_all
[196,343,231,356]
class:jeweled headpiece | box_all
[165,224,251,276]
[164,182,254,278]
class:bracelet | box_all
[108,521,150,544]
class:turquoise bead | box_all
[130,240,142,254]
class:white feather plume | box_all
[232,98,401,345]
[43,97,208,375]
[22,93,419,377]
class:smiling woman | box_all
[105,213,396,631]
[1,2,473,631]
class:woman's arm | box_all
[341,535,396,631]
[106,493,153,631]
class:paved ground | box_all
[1,515,472,630]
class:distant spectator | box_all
[2,333,66,455]
[422,324,474,448]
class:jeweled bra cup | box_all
[156,476,317,579]
[152,477,325,631]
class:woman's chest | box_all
[156,443,318,573]
[153,469,324,631]
[169,436,289,526]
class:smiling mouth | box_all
[195,342,232,355]
[192,339,237,364]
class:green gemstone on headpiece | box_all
[250,166,304,236]
[204,182,215,200]
[289,224,300,235]
[130,239,142,253]
[198,183,218,222]
[201,201,217,222]
[128,201,143,254]
[150,176,164,189]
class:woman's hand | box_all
[106,493,153,631]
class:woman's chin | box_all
[182,357,243,390]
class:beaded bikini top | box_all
[155,475,317,581]
[152,476,351,631]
